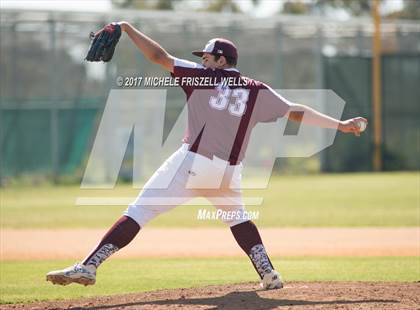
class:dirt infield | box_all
[4,282,420,309]
[1,227,419,260]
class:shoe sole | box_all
[261,282,284,290]
[269,283,283,289]
[46,274,95,286]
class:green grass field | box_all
[1,172,419,304]
[1,257,419,304]
[1,172,419,228]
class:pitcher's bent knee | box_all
[123,204,173,228]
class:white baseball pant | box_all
[124,144,247,227]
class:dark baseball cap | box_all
[192,38,238,61]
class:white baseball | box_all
[357,119,367,132]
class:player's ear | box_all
[217,56,227,66]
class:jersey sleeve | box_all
[171,58,208,95]
[171,58,205,78]
[255,85,292,123]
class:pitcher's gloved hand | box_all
[85,23,122,62]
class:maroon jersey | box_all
[171,58,291,164]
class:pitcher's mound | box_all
[6,281,420,309]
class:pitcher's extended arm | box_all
[288,103,367,136]
[119,21,174,73]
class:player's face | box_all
[201,53,222,69]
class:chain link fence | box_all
[1,9,419,183]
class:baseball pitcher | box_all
[46,22,367,290]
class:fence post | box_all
[274,24,283,88]
[372,0,383,171]
[49,17,59,182]
[315,24,328,172]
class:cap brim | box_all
[192,50,204,57]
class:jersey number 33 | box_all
[209,87,250,117]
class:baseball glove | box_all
[86,23,122,62]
